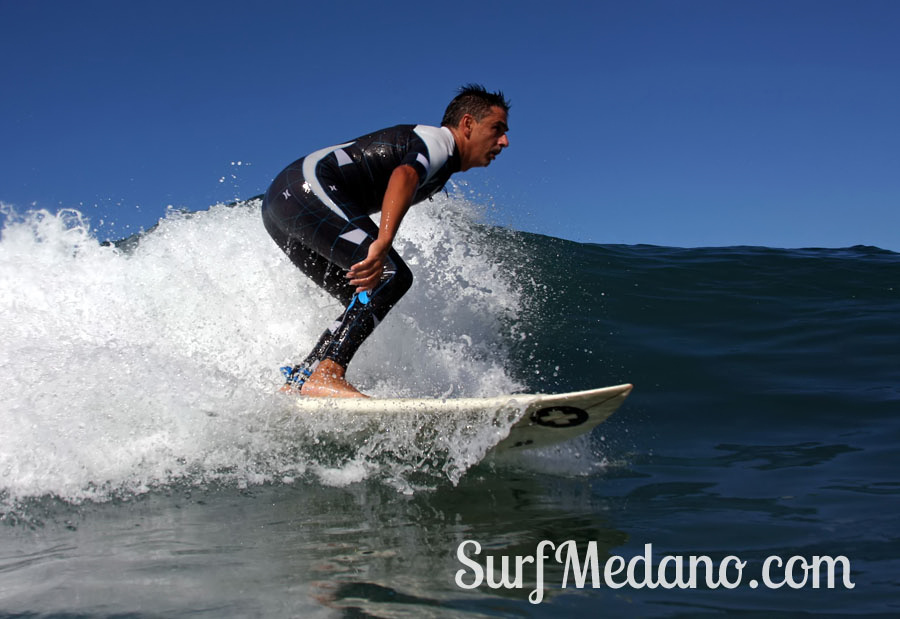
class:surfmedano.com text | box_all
[454,540,855,604]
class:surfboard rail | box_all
[288,383,633,453]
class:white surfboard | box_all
[290,383,633,453]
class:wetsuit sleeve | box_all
[398,134,432,185]
[401,125,457,187]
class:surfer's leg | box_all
[261,175,412,396]
[287,235,413,397]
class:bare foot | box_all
[300,359,368,398]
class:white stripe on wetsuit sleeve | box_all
[412,125,455,184]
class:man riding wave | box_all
[261,85,510,397]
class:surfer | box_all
[261,85,510,397]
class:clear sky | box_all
[1,0,898,250]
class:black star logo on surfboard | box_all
[530,406,589,428]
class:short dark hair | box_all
[441,84,510,127]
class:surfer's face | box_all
[462,106,509,170]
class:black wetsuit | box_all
[261,124,461,385]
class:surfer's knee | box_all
[386,258,413,299]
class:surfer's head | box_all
[441,84,510,128]
[443,84,510,171]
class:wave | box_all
[5,193,896,510]
[0,194,535,506]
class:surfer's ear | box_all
[460,113,475,138]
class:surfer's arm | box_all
[347,164,419,292]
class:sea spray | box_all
[0,193,529,507]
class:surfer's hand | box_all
[348,239,390,292]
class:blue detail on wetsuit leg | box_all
[280,365,313,389]
[344,290,370,313]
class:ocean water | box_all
[0,195,897,617]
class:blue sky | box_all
[1,0,898,250]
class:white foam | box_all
[0,195,526,505]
